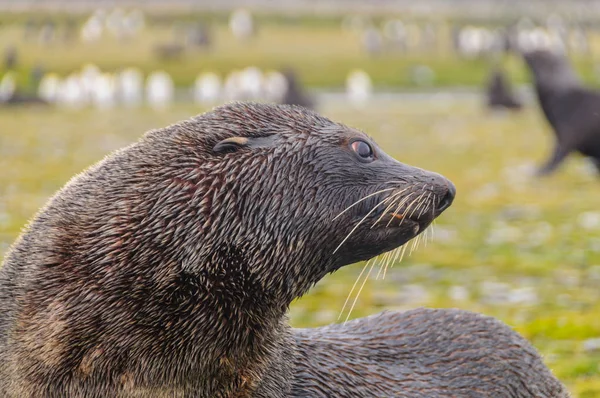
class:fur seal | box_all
[485,67,523,111]
[0,102,566,397]
[280,68,314,110]
[0,92,48,106]
[523,49,600,175]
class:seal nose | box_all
[436,181,456,213]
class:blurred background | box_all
[1,0,600,396]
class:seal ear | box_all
[213,137,249,153]
[213,136,276,154]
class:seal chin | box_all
[390,218,430,242]
[345,206,436,258]
[412,222,421,235]
[364,218,429,255]
[366,214,435,258]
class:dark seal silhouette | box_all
[280,68,314,110]
[523,49,600,175]
[3,45,18,70]
[0,103,566,397]
[0,93,48,106]
[486,67,523,111]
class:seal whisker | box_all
[418,231,425,251]
[408,195,430,237]
[381,250,394,279]
[423,226,430,247]
[398,192,425,227]
[375,251,391,280]
[344,255,377,324]
[412,208,429,253]
[423,193,437,247]
[333,195,396,254]
[370,188,410,229]
[378,245,404,278]
[332,187,397,221]
[338,258,372,321]
[409,197,428,225]
[385,192,417,228]
[407,192,428,220]
[370,191,409,229]
[410,195,429,254]
[391,245,403,265]
[417,192,433,219]
[410,233,422,255]
[397,244,408,265]
[381,250,393,280]
[381,248,396,280]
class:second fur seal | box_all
[523,49,600,175]
[0,103,567,397]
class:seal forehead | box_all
[318,123,369,140]
[207,102,334,136]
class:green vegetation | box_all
[1,100,600,395]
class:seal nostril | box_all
[437,182,456,212]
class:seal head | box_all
[0,102,454,396]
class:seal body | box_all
[523,49,600,175]
[292,309,569,398]
[486,67,522,111]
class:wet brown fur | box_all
[0,102,566,397]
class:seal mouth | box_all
[332,180,455,256]
[366,191,439,232]
[372,182,455,232]
[385,211,430,233]
[370,207,434,237]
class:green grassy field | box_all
[1,99,600,396]
[2,18,600,90]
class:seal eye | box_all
[350,140,374,162]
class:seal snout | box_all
[436,180,455,213]
[423,171,455,215]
